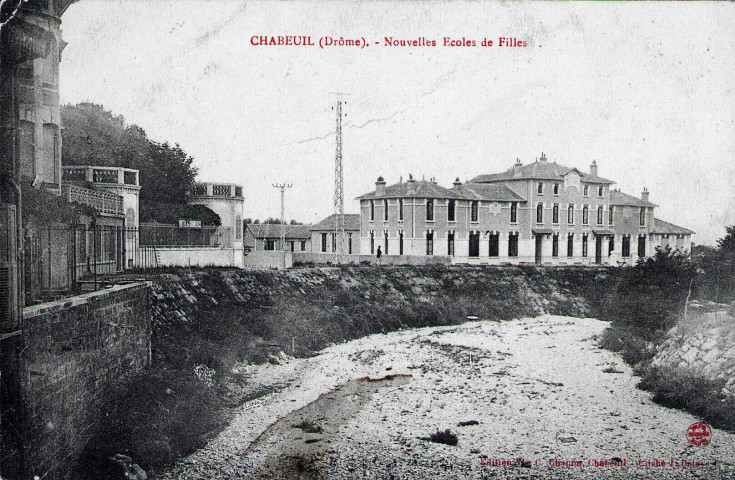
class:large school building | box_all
[356,154,693,265]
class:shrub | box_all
[637,366,735,432]
[608,246,696,336]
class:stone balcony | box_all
[62,165,140,188]
[189,182,243,199]
[62,184,124,217]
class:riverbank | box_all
[159,316,735,479]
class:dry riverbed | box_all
[159,316,735,479]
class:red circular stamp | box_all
[686,422,713,447]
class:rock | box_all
[109,454,148,480]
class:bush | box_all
[637,366,735,432]
[608,246,696,336]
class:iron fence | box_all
[24,225,125,304]
[23,224,234,305]
[137,224,231,248]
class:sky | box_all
[59,0,735,245]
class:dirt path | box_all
[159,316,735,479]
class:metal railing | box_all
[24,225,125,304]
[137,224,232,248]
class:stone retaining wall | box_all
[22,282,152,479]
[652,308,735,398]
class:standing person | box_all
[376,245,382,265]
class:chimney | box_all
[453,177,462,187]
[375,176,386,196]
[406,174,416,194]
[590,160,598,177]
[539,152,547,163]
[641,187,649,203]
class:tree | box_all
[717,225,735,252]
[609,246,697,336]
[61,103,198,204]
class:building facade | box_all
[187,182,245,267]
[245,223,313,253]
[356,156,693,265]
[310,214,360,256]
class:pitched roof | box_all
[470,160,615,184]
[609,190,658,208]
[356,180,465,201]
[653,218,694,235]
[247,223,314,239]
[451,183,527,202]
[310,214,360,231]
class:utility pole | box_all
[272,183,292,251]
[329,93,348,264]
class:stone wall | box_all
[652,306,735,399]
[22,282,152,480]
[292,252,452,266]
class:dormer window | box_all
[553,183,560,195]
[537,182,544,195]
[598,185,604,197]
[583,185,589,196]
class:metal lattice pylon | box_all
[333,97,346,263]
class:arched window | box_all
[582,205,589,225]
[537,182,544,194]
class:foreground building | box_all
[357,155,693,265]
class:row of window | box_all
[369,199,647,229]
[367,232,646,258]
[320,232,354,254]
[369,199,518,223]
[264,239,309,251]
[536,204,616,226]
[537,182,604,198]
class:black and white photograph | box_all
[0,0,734,479]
